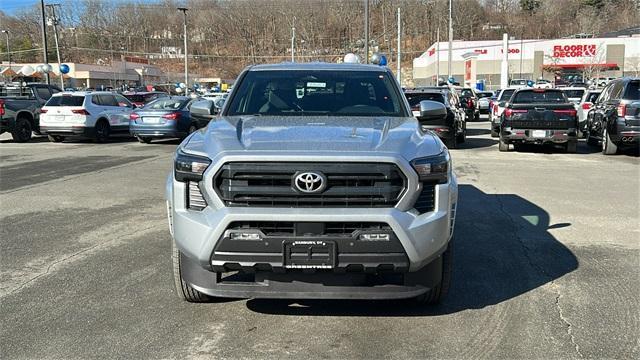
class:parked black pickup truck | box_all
[0,83,62,142]
[499,88,579,152]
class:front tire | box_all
[456,123,466,144]
[586,129,599,147]
[11,117,32,143]
[413,243,453,305]
[94,120,110,143]
[490,127,499,138]
[602,128,618,155]
[498,138,510,152]
[172,241,211,303]
[444,133,457,149]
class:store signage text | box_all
[552,44,597,58]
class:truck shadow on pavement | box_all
[245,184,579,316]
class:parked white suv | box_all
[40,91,135,142]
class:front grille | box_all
[414,185,436,213]
[226,221,392,237]
[214,162,406,207]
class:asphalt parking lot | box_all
[1,119,638,359]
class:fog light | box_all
[360,233,390,241]
[230,232,261,241]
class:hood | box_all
[183,116,443,161]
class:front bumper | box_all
[167,155,458,299]
[179,248,445,300]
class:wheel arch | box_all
[15,110,35,126]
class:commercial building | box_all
[0,56,190,89]
[413,33,640,89]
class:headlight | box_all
[411,152,450,184]
[174,148,211,182]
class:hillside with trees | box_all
[0,0,638,78]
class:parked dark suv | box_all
[404,88,466,148]
[585,78,640,155]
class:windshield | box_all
[499,89,516,101]
[45,95,85,107]
[512,90,566,103]
[510,79,527,85]
[145,98,188,110]
[405,93,445,107]
[563,89,585,99]
[226,70,405,117]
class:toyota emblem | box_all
[293,172,327,193]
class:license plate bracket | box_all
[532,130,547,138]
[142,117,161,124]
[283,240,336,269]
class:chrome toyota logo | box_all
[293,172,327,193]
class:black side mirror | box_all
[419,100,447,120]
[499,101,506,107]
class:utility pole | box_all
[396,7,401,84]
[447,0,453,82]
[364,0,369,63]
[436,27,440,85]
[40,0,50,84]
[500,33,509,88]
[177,7,189,92]
[291,26,295,62]
[1,30,9,70]
[46,4,64,88]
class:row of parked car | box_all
[487,77,639,154]
[403,77,638,155]
[0,83,227,143]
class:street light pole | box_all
[520,37,524,79]
[364,0,369,63]
[46,4,64,89]
[291,26,295,62]
[447,0,453,82]
[178,7,189,92]
[436,27,440,85]
[396,8,401,84]
[40,0,50,84]
[1,30,10,70]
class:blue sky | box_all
[1,0,163,15]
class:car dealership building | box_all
[413,33,640,89]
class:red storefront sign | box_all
[553,44,597,58]
[464,60,471,81]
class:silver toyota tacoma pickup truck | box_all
[166,63,458,305]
